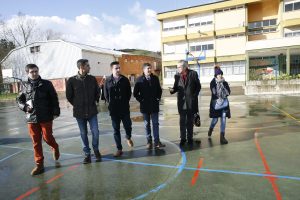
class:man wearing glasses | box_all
[17,64,60,175]
[66,59,101,164]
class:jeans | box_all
[210,110,227,133]
[179,111,194,141]
[143,112,159,144]
[111,114,132,150]
[76,114,100,156]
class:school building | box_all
[157,0,300,86]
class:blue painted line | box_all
[2,144,300,182]
[131,148,187,200]
[102,157,300,182]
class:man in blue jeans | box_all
[133,63,165,149]
[66,59,101,164]
[104,61,134,157]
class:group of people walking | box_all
[16,59,231,176]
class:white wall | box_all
[1,41,81,80]
[82,51,117,76]
[216,36,246,56]
[215,7,246,30]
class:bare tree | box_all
[1,12,37,46]
[44,29,63,40]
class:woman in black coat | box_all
[208,66,231,144]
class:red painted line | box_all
[15,187,40,200]
[16,163,80,200]
[46,173,64,184]
[191,158,204,186]
[254,133,282,200]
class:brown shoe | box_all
[147,142,153,150]
[53,148,60,161]
[127,139,134,147]
[31,164,45,176]
[154,142,166,149]
[113,150,123,157]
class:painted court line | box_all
[0,150,24,163]
[16,163,80,200]
[255,131,282,200]
[1,144,300,182]
[271,104,300,123]
[191,158,204,186]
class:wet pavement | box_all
[0,94,300,199]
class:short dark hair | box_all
[142,63,151,69]
[110,61,119,68]
[25,64,39,73]
[77,59,89,69]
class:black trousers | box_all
[179,110,193,141]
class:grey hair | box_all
[177,60,188,69]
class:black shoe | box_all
[147,142,153,150]
[179,139,186,146]
[94,150,102,162]
[188,139,194,145]
[208,128,213,137]
[83,155,91,164]
[220,134,228,145]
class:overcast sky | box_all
[1,0,217,51]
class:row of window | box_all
[216,33,245,39]
[248,28,277,35]
[188,21,213,28]
[163,25,185,32]
[189,44,214,52]
[248,19,277,30]
[285,31,300,37]
[164,61,246,78]
[285,1,300,12]
[216,5,244,12]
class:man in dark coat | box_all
[66,59,102,164]
[133,63,165,149]
[104,61,134,157]
[208,66,231,144]
[17,64,60,175]
[170,60,201,146]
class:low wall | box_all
[245,79,300,95]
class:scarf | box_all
[216,78,229,100]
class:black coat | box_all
[133,74,162,114]
[104,74,131,116]
[209,78,231,118]
[66,74,100,119]
[16,77,60,123]
[170,69,201,114]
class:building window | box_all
[285,31,300,37]
[248,19,277,35]
[124,59,128,62]
[189,44,214,52]
[30,46,40,53]
[285,1,300,12]
[164,66,177,78]
[216,5,244,12]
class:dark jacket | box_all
[104,74,131,116]
[16,76,60,123]
[170,69,201,114]
[133,73,162,114]
[66,73,100,119]
[209,78,231,118]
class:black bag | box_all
[193,113,201,127]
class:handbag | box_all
[193,113,201,127]
[214,98,229,110]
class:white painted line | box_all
[0,150,24,163]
